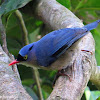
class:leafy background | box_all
[0,0,100,100]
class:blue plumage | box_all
[19,43,34,57]
[9,20,100,69]
[35,28,88,67]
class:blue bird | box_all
[9,20,100,70]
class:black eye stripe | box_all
[17,54,26,61]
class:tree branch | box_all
[34,0,100,99]
[15,10,29,45]
[0,16,9,55]
[0,45,33,100]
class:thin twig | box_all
[0,16,9,55]
[33,68,43,100]
[15,10,43,100]
[15,10,29,45]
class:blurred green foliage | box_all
[85,87,100,100]
[0,0,31,15]
[0,0,100,100]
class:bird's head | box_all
[9,43,34,66]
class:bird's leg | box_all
[81,50,93,55]
[58,69,72,81]
[53,68,72,86]
[53,59,77,87]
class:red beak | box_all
[9,59,20,66]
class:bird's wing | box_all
[50,19,100,58]
[49,28,88,58]
[83,19,100,31]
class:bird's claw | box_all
[53,69,72,87]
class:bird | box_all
[9,20,100,70]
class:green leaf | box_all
[82,0,100,9]
[70,0,80,9]
[24,85,39,100]
[92,27,100,65]
[97,96,100,100]
[72,0,100,12]
[0,0,1,5]
[85,87,91,100]
[57,0,71,9]
[0,0,31,15]
[42,84,52,94]
[22,79,34,86]
[29,28,40,43]
[85,87,100,100]
[42,88,51,100]
[74,0,85,12]
[22,13,43,34]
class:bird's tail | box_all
[83,19,100,31]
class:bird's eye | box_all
[24,55,28,60]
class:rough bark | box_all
[34,0,100,100]
[0,46,33,100]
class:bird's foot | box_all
[53,68,72,86]
[57,70,72,81]
[81,50,93,55]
